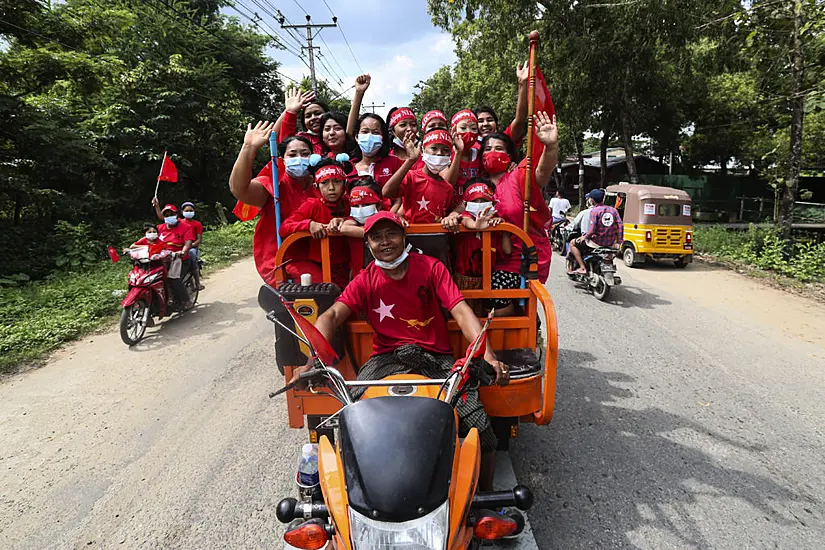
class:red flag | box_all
[107,246,120,263]
[233,200,260,221]
[158,154,178,183]
[283,300,339,366]
[531,66,555,161]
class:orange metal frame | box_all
[273,223,558,428]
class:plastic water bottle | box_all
[297,443,319,487]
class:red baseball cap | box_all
[162,204,178,213]
[363,211,404,235]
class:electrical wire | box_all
[316,0,365,73]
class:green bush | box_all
[695,225,825,283]
[0,221,256,373]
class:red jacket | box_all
[279,198,350,265]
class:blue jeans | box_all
[188,247,200,272]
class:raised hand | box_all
[535,111,558,148]
[473,206,503,230]
[244,120,276,150]
[516,60,529,85]
[451,127,465,154]
[355,74,371,94]
[403,130,420,161]
[285,88,316,114]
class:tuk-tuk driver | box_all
[290,211,508,491]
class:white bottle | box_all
[300,273,312,286]
[297,443,319,487]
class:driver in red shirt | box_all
[158,204,195,309]
[289,211,509,491]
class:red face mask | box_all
[482,151,510,174]
[460,131,478,150]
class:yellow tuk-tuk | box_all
[605,184,694,268]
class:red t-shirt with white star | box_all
[336,253,464,356]
[398,168,458,224]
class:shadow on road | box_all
[512,360,808,549]
[606,285,672,309]
[128,297,258,352]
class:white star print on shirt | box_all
[373,299,395,322]
[416,197,430,211]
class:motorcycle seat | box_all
[495,348,542,380]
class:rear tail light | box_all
[284,521,328,550]
[645,231,652,242]
[473,514,518,540]
[685,231,692,243]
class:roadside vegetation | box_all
[0,221,254,374]
[695,226,825,284]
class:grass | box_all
[0,221,255,374]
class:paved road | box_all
[1,255,824,548]
[518,254,825,549]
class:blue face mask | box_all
[164,216,178,226]
[285,157,310,178]
[357,133,383,156]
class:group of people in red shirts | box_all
[126,198,205,309]
[229,69,558,316]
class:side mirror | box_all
[258,284,287,316]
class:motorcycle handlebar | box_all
[276,498,329,523]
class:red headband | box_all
[421,110,447,129]
[422,129,451,149]
[315,165,347,183]
[464,183,495,202]
[389,107,415,127]
[451,109,477,128]
[350,187,381,206]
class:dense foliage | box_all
[0,0,283,279]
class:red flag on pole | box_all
[158,153,178,183]
[531,66,555,161]
[233,200,260,221]
[106,246,120,263]
[283,301,339,366]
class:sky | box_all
[226,0,457,120]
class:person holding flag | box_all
[229,122,318,284]
[480,111,558,316]
[475,62,531,146]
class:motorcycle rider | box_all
[158,204,195,310]
[567,191,595,274]
[569,189,623,274]
[289,211,508,491]
[549,190,571,224]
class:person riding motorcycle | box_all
[157,204,195,310]
[549,190,571,224]
[289,211,509,491]
[569,189,623,274]
[567,192,594,273]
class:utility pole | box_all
[363,102,385,114]
[279,14,337,94]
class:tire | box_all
[592,275,611,301]
[623,246,639,268]
[120,300,148,345]
[551,230,564,253]
[675,256,690,269]
[184,274,199,307]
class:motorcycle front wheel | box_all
[120,299,148,345]
[184,274,199,307]
[592,275,611,301]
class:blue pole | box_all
[270,131,282,247]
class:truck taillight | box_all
[645,231,652,242]
[686,231,692,243]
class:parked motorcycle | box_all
[118,247,199,345]
[260,287,534,549]
[564,239,623,301]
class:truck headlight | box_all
[350,500,448,549]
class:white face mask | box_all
[145,232,158,241]
[422,153,451,173]
[392,136,405,148]
[465,201,493,217]
[350,205,378,224]
[374,243,412,270]
[183,211,195,219]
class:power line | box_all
[229,0,306,62]
[318,33,349,78]
[280,14,338,94]
[316,1,364,74]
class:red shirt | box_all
[398,169,458,224]
[157,222,195,260]
[454,144,481,193]
[337,253,464,356]
[181,219,203,241]
[390,148,425,171]
[455,213,502,277]
[279,197,350,266]
[251,167,321,283]
[280,111,325,154]
[131,237,167,257]
[493,167,552,282]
